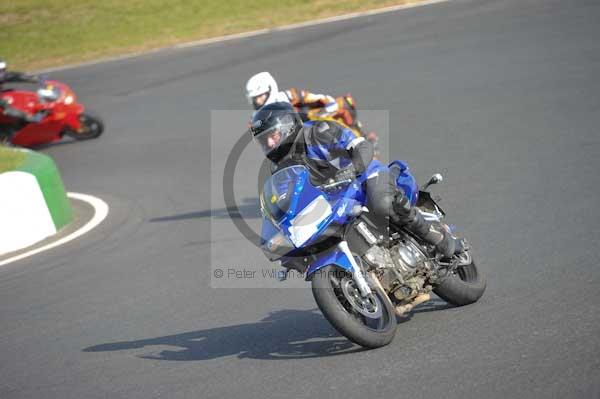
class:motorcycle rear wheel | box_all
[434,252,486,306]
[311,265,397,348]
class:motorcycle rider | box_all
[246,72,337,113]
[245,72,372,131]
[0,59,46,142]
[246,71,379,156]
[250,102,465,259]
[0,59,40,90]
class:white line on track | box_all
[39,0,450,73]
[0,192,109,267]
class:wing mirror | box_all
[421,173,443,190]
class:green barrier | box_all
[16,150,73,230]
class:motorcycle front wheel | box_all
[65,111,104,140]
[311,265,397,348]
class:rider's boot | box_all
[392,193,465,259]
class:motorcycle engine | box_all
[363,238,431,302]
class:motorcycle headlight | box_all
[266,231,293,252]
[64,95,74,105]
[288,195,332,247]
[263,231,295,261]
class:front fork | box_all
[337,241,372,297]
[301,240,373,297]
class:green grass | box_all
[0,146,26,173]
[0,0,418,71]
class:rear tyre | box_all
[311,265,397,348]
[65,111,104,140]
[434,252,486,306]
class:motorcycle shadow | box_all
[149,197,261,222]
[83,309,366,361]
[29,137,80,150]
[83,302,452,361]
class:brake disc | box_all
[340,278,382,319]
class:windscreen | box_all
[260,165,307,224]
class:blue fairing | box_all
[259,159,418,277]
[304,248,354,276]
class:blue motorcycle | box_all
[259,160,486,348]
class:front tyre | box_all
[65,111,104,140]
[311,265,397,348]
[434,252,486,306]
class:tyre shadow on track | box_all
[149,197,261,222]
[83,302,452,361]
[411,298,454,313]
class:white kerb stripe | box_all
[0,171,56,255]
[0,192,109,267]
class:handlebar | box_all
[319,178,353,191]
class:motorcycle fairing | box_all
[304,246,355,278]
[259,160,419,278]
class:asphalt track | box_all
[1,0,600,398]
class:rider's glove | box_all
[310,102,339,119]
[324,101,339,114]
[27,111,46,123]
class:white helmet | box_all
[0,59,6,80]
[245,72,279,110]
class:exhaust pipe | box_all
[367,272,431,317]
[395,293,431,316]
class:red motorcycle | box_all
[0,80,104,147]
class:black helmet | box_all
[250,102,303,162]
